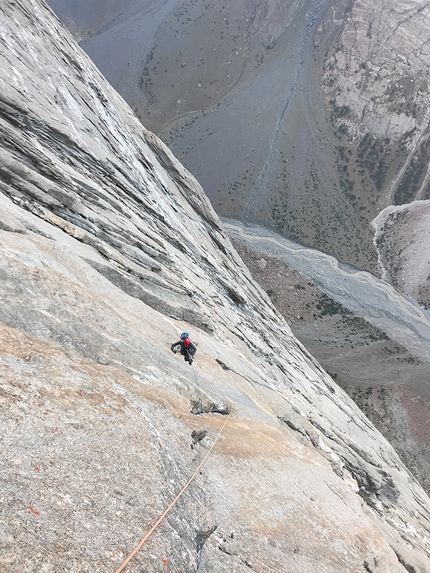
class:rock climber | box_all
[171,331,197,366]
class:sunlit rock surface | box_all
[1,2,430,571]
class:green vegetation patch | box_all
[340,315,389,341]
[315,293,351,317]
[356,133,389,192]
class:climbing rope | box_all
[191,364,203,465]
[114,412,231,573]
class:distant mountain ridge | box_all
[47,0,430,310]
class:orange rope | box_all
[115,412,231,573]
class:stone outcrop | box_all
[1,2,430,572]
[372,201,430,308]
[251,0,303,48]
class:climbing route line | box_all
[114,412,232,573]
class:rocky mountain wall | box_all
[1,1,430,571]
[46,0,430,309]
[320,0,430,304]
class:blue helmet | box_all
[180,332,189,340]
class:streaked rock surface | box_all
[47,0,430,308]
[1,2,430,572]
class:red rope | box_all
[115,412,231,573]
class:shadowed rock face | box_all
[1,2,430,572]
[47,0,430,309]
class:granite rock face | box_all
[1,2,430,572]
[47,0,430,308]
